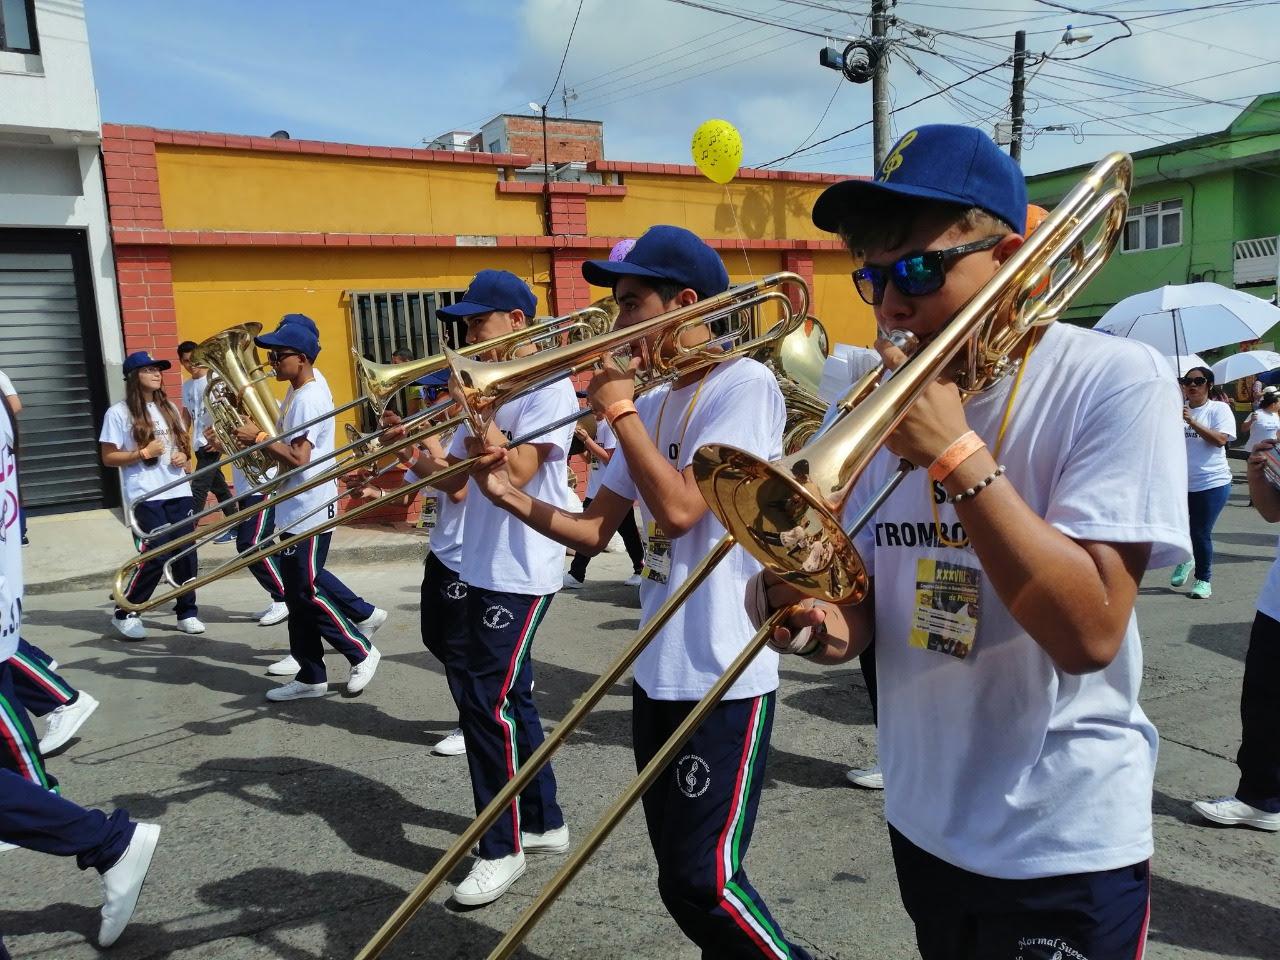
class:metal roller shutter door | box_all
[0,252,105,507]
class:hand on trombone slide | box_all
[873,333,972,470]
[743,570,860,663]
[586,352,643,414]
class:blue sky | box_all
[87,0,1280,178]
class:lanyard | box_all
[655,369,711,464]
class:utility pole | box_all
[1009,29,1027,163]
[871,0,891,170]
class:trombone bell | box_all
[694,443,869,604]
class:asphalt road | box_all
[5,475,1279,959]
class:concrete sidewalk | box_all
[23,508,428,595]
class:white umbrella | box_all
[1161,353,1207,378]
[1210,349,1280,384]
[1094,282,1280,354]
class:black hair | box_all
[1262,391,1280,409]
[625,276,692,304]
[178,340,198,357]
[836,199,1014,258]
[391,347,414,362]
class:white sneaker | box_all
[846,763,884,790]
[39,692,99,755]
[176,616,205,635]
[346,646,381,694]
[562,572,584,590]
[623,572,643,587]
[267,654,300,676]
[266,680,328,702]
[257,602,289,626]
[356,607,388,638]
[47,659,58,671]
[433,727,467,756]
[521,824,569,855]
[1192,796,1280,831]
[453,852,526,906]
[98,822,160,948]
[111,616,147,641]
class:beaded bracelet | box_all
[945,464,1007,504]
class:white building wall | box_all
[0,0,123,403]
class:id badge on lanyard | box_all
[909,555,981,661]
[643,521,672,584]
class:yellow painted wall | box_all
[590,175,835,242]
[157,147,544,237]
[812,250,877,348]
[170,247,551,434]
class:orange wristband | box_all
[603,399,638,427]
[927,430,985,484]
[254,431,269,444]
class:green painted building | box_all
[1026,93,1280,330]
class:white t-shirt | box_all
[841,323,1190,879]
[448,380,579,595]
[1246,408,1280,452]
[407,458,466,573]
[0,410,22,661]
[601,358,784,701]
[273,379,337,536]
[182,376,213,451]
[585,418,615,499]
[1184,399,1236,492]
[99,400,193,503]
[0,371,15,398]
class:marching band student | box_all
[466,230,812,958]
[10,638,99,755]
[177,341,237,541]
[752,125,1190,959]
[272,314,387,645]
[381,407,469,757]
[561,411,645,589]
[0,399,161,951]
[233,321,382,700]
[422,269,575,906]
[99,351,205,639]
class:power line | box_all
[541,0,586,108]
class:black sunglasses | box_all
[1179,376,1209,387]
[267,350,303,363]
[852,236,1002,306]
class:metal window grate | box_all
[347,287,467,427]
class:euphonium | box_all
[752,315,830,454]
[191,323,282,487]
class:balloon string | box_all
[723,184,755,281]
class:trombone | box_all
[356,152,1132,959]
[124,301,616,544]
[111,275,807,615]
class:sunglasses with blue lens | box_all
[851,235,1003,306]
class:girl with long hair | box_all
[99,352,204,639]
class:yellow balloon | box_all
[691,119,743,185]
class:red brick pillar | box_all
[782,250,815,317]
[550,252,592,315]
[115,245,182,398]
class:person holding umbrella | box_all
[1244,386,1280,451]
[1172,366,1236,598]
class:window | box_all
[348,287,467,426]
[487,139,502,154]
[0,0,38,53]
[1122,198,1183,253]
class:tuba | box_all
[191,323,282,488]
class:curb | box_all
[25,536,427,596]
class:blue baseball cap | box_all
[438,270,537,320]
[582,225,729,299]
[279,313,319,336]
[122,351,171,377]
[812,125,1028,237]
[255,322,320,361]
